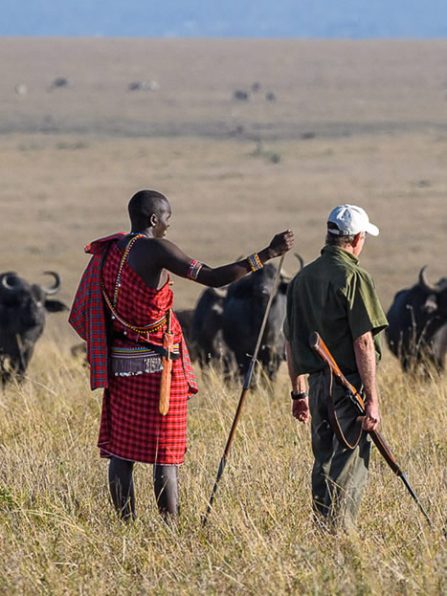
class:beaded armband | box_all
[247,252,263,272]
[187,259,203,280]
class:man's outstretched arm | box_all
[154,230,294,287]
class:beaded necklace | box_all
[101,233,168,337]
[112,234,144,306]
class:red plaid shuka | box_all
[69,233,125,389]
[70,236,198,465]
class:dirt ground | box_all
[1,38,447,343]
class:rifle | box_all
[159,310,173,416]
[309,331,432,527]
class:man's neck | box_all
[130,228,154,239]
[340,244,356,256]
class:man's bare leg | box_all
[108,457,136,521]
[153,464,179,518]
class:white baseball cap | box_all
[327,204,379,237]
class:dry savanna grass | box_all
[0,342,446,594]
[0,39,447,593]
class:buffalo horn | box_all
[211,287,228,299]
[418,266,439,294]
[0,272,20,291]
[41,271,61,295]
[280,269,292,281]
[294,253,305,271]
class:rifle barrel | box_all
[399,472,433,527]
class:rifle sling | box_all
[324,366,363,450]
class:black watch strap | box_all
[291,390,308,401]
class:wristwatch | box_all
[291,391,309,401]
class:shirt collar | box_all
[321,244,359,265]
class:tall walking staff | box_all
[202,255,286,527]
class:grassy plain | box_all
[0,39,446,594]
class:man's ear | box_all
[352,233,362,248]
[150,213,158,227]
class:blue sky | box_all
[2,0,446,38]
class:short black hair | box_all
[128,190,169,225]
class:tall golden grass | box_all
[1,38,447,593]
[0,338,445,594]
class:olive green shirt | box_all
[284,245,388,376]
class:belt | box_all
[111,335,181,361]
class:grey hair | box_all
[325,232,356,247]
[325,222,356,247]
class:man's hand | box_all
[362,400,380,432]
[268,229,294,258]
[292,397,310,423]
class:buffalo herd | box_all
[184,261,447,380]
[2,262,447,388]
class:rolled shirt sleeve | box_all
[344,270,388,341]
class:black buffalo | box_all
[0,271,68,386]
[222,264,290,381]
[386,266,447,373]
[190,287,231,368]
[175,308,196,358]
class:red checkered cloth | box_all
[98,241,198,464]
[69,233,125,389]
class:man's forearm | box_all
[285,341,308,392]
[353,332,378,404]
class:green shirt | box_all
[284,245,388,376]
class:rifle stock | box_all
[309,331,432,526]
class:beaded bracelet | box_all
[187,259,203,280]
[247,252,263,272]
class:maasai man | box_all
[70,189,294,520]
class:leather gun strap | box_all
[324,366,363,450]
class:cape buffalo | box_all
[174,308,196,358]
[0,271,68,386]
[190,287,231,368]
[386,266,447,374]
[222,264,290,381]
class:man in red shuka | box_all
[70,189,294,521]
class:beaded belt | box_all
[110,344,180,377]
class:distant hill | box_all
[2,0,447,38]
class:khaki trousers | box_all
[308,371,371,530]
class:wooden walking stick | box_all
[202,255,286,527]
[159,310,174,416]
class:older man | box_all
[284,204,388,530]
